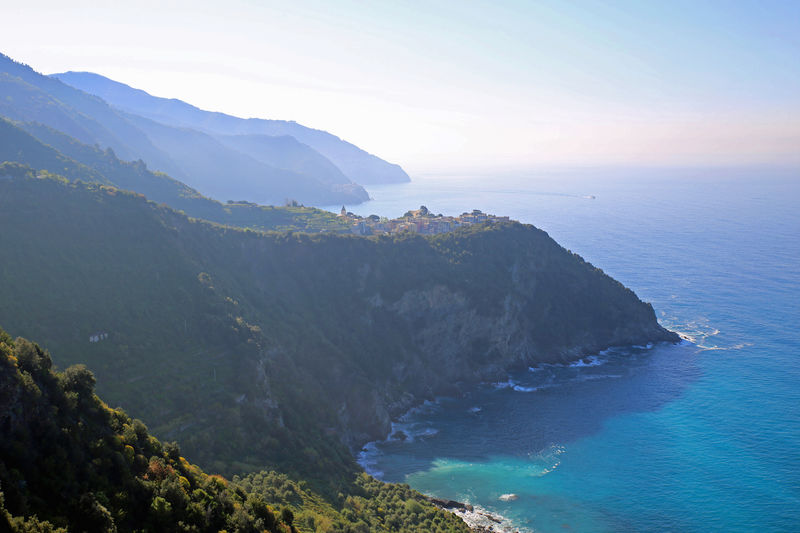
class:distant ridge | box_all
[0,56,177,172]
[54,71,411,185]
[0,53,373,205]
[0,117,349,233]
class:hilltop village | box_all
[339,205,510,235]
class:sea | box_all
[323,166,800,532]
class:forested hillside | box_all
[0,328,470,532]
[0,170,677,492]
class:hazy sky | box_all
[4,0,799,171]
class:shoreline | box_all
[364,333,679,442]
[426,497,522,533]
[357,338,679,457]
[357,339,681,532]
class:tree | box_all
[281,507,294,526]
[61,364,96,397]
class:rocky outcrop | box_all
[332,281,676,447]
[253,223,680,450]
[427,497,517,533]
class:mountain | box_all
[119,110,369,205]
[0,327,471,532]
[53,71,411,185]
[215,133,352,187]
[2,118,349,232]
[0,169,677,485]
[0,61,177,173]
[0,53,370,205]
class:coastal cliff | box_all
[248,222,678,448]
[0,172,677,481]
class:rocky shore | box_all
[427,497,521,533]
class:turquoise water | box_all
[324,167,800,532]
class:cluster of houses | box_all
[339,205,510,236]
[88,332,109,343]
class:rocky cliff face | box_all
[226,223,679,450]
[328,280,676,448]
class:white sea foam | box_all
[568,355,606,368]
[448,503,528,533]
[698,342,753,352]
[512,384,538,392]
[469,406,482,413]
[573,373,623,382]
[391,422,440,442]
[398,398,440,422]
[357,441,383,478]
[415,427,439,439]
[527,444,566,477]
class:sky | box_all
[3,0,799,172]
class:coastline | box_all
[334,172,800,531]
[349,332,686,448]
[358,337,680,453]
[358,339,679,533]
[427,497,522,533]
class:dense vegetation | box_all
[0,170,675,493]
[0,165,355,488]
[0,327,470,532]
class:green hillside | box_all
[0,327,470,532]
[2,120,349,233]
[0,169,676,491]
[0,118,110,184]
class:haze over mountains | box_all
[0,117,350,233]
[0,53,409,207]
[54,71,412,187]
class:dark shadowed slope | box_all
[54,70,411,185]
